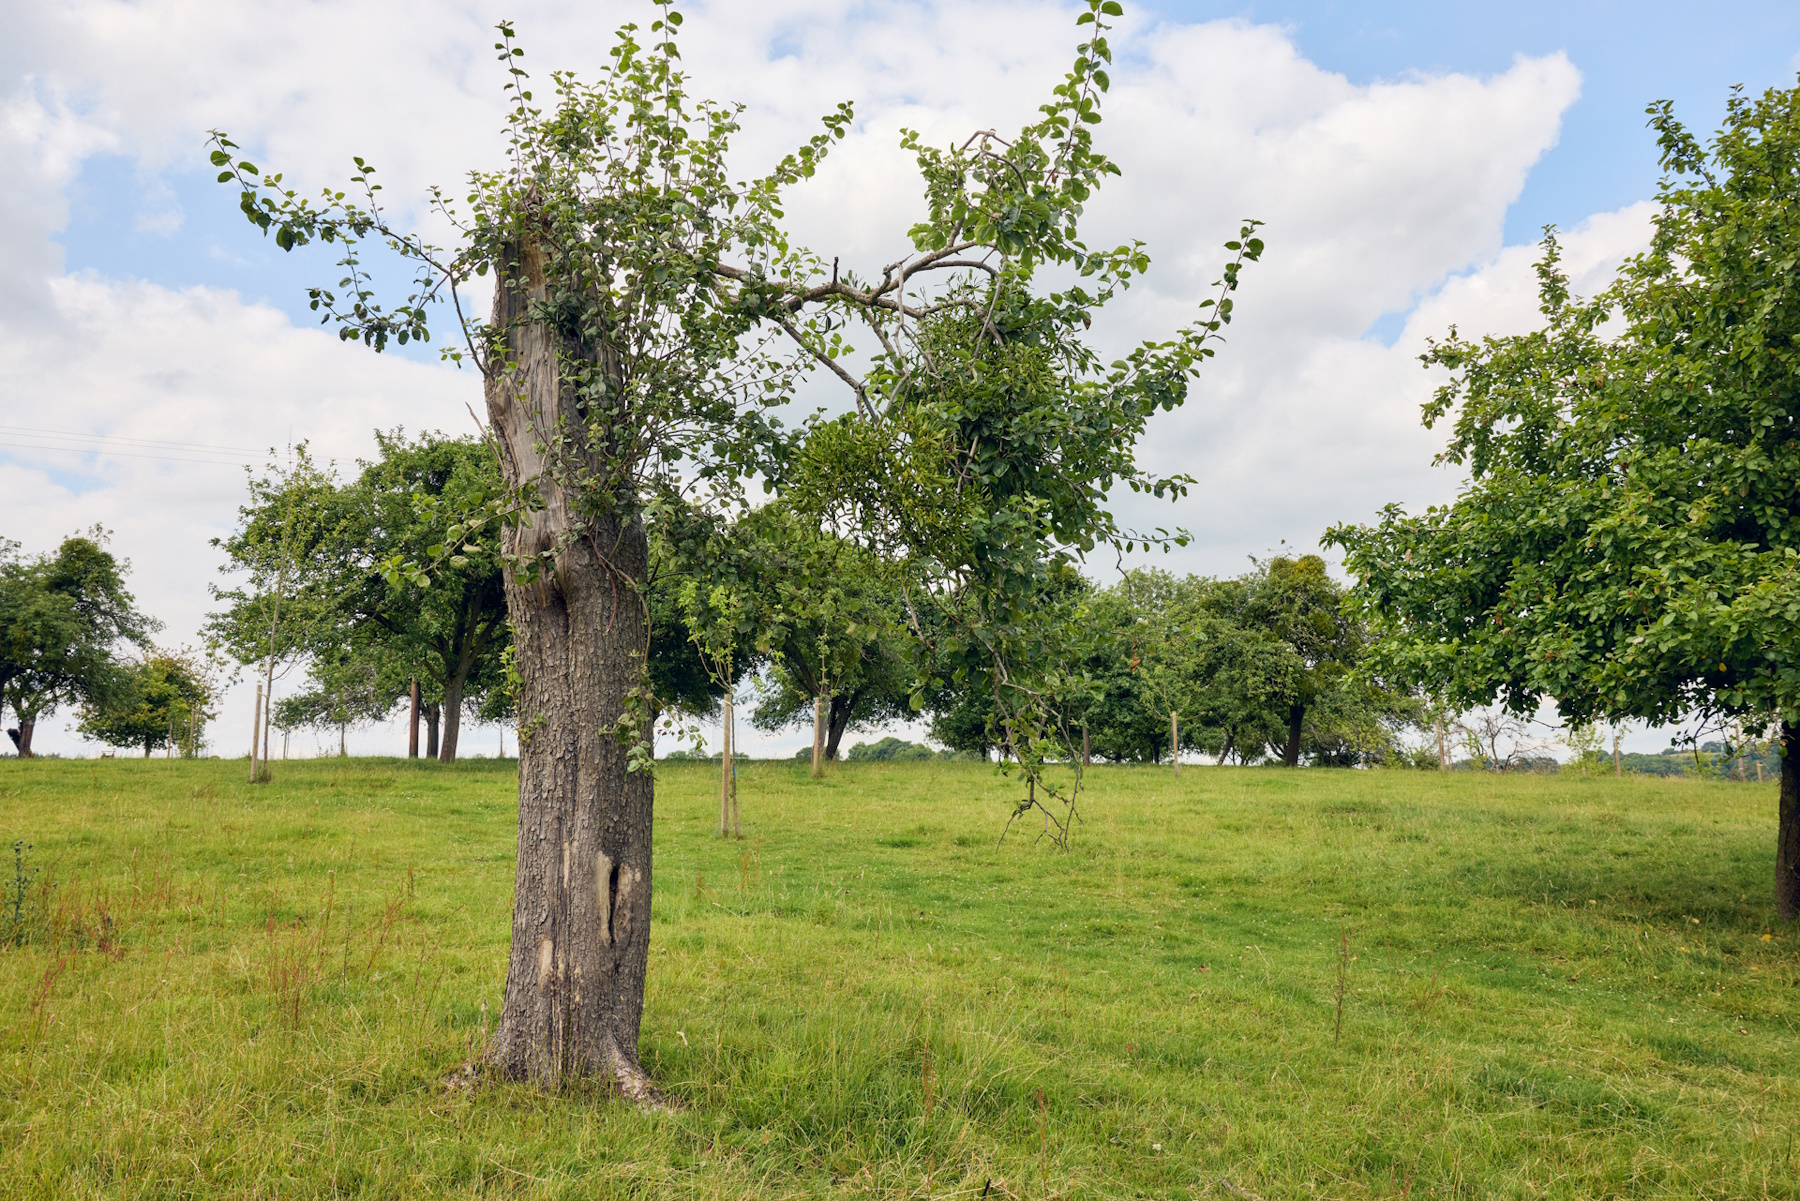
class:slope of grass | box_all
[0,756,1795,1199]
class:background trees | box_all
[333,431,510,762]
[78,648,215,758]
[0,532,155,757]
[1329,80,1800,917]
[210,433,511,764]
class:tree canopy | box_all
[1328,79,1800,916]
[78,647,214,758]
[0,532,156,757]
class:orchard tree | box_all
[1229,555,1362,766]
[78,648,214,758]
[210,0,1257,1097]
[208,445,346,780]
[0,532,155,757]
[338,431,511,762]
[710,506,914,768]
[1329,81,1800,917]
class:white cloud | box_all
[1,0,1633,758]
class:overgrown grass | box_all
[0,757,1795,1198]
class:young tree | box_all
[211,0,1256,1095]
[0,532,156,756]
[208,446,345,780]
[1328,81,1800,916]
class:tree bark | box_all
[1282,703,1305,768]
[408,678,420,759]
[14,720,33,759]
[482,237,659,1101]
[1779,721,1800,921]
[1171,712,1180,777]
[824,691,858,760]
[424,704,440,760]
[439,676,463,763]
[811,696,825,778]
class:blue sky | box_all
[1142,0,1800,242]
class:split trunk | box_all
[482,239,657,1100]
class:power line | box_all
[0,423,269,456]
[0,440,257,468]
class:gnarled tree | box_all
[211,0,1257,1097]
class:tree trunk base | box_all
[465,1043,673,1110]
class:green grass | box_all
[0,757,1796,1199]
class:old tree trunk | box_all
[482,242,658,1100]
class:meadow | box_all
[0,756,1795,1199]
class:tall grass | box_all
[0,757,1795,1197]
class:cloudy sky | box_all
[5,0,1799,759]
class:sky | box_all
[4,0,1798,761]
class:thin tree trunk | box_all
[811,695,825,779]
[1171,712,1180,778]
[249,684,263,783]
[262,588,279,775]
[482,237,658,1101]
[1219,728,1234,766]
[719,692,734,837]
[1779,722,1800,921]
[1613,728,1622,776]
[408,678,420,759]
[1283,703,1305,768]
[340,721,348,757]
[1436,714,1447,772]
[425,704,440,760]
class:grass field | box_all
[0,757,1795,1199]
